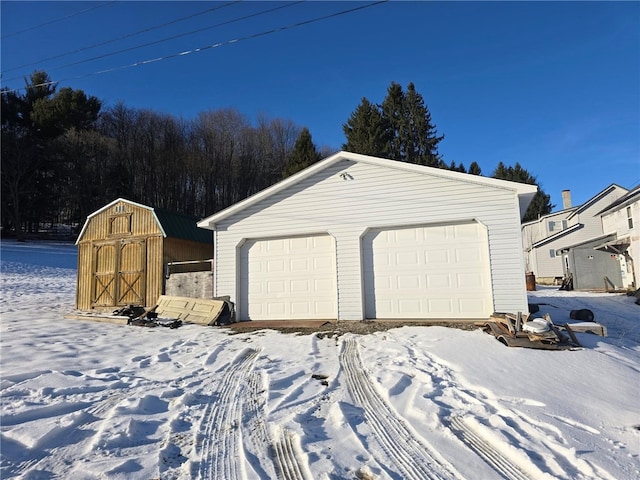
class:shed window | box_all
[628,206,633,229]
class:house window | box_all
[548,221,555,232]
[628,206,633,229]
[549,249,556,258]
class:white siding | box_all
[602,197,640,288]
[213,159,528,320]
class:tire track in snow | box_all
[340,337,460,480]
[196,347,260,480]
[400,342,617,480]
[272,427,311,480]
[448,416,530,480]
[244,371,312,480]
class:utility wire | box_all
[3,1,241,74]
[3,1,304,83]
[3,0,388,94]
[1,1,116,39]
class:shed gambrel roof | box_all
[198,151,538,229]
[76,198,211,245]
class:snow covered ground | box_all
[1,239,639,480]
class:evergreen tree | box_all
[343,81,443,166]
[1,71,103,237]
[380,82,444,166]
[468,161,482,175]
[491,161,554,222]
[342,97,390,157]
[281,128,321,178]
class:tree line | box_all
[1,72,552,240]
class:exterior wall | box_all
[567,243,623,290]
[522,209,574,250]
[165,271,214,299]
[528,186,628,279]
[602,197,640,288]
[163,237,213,264]
[213,159,529,320]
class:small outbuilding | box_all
[197,152,538,322]
[76,198,212,312]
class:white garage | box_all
[239,234,336,320]
[198,152,537,322]
[363,222,493,319]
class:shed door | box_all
[93,243,117,307]
[92,239,146,307]
[117,239,146,305]
[239,234,336,320]
[363,222,493,319]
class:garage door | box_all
[363,222,493,319]
[239,234,336,320]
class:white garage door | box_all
[363,222,493,319]
[239,234,336,320]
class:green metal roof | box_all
[153,208,212,244]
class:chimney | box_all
[562,190,572,209]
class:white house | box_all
[522,184,628,284]
[594,185,640,289]
[198,152,537,321]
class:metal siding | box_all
[214,160,526,319]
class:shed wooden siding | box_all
[213,159,528,320]
[76,200,212,311]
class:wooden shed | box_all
[75,198,212,312]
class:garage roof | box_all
[198,151,538,229]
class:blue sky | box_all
[2,1,638,210]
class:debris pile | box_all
[483,311,606,350]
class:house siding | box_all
[525,186,628,279]
[601,194,640,288]
[213,159,528,320]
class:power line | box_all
[3,1,304,83]
[2,1,241,74]
[1,1,116,39]
[3,0,388,94]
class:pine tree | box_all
[281,127,321,178]
[342,97,390,157]
[468,161,482,175]
[491,162,554,222]
[344,81,444,166]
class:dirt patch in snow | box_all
[227,320,483,337]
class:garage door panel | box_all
[364,222,493,319]
[240,234,336,320]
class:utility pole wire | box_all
[3,1,241,74]
[3,1,304,83]
[1,2,116,39]
[3,0,388,94]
